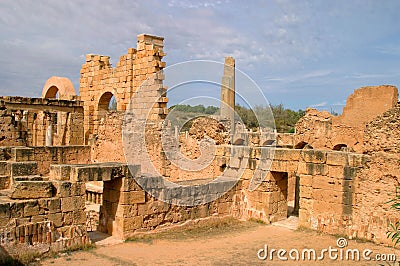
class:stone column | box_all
[45,113,53,146]
[220,57,235,123]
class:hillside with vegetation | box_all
[168,104,305,133]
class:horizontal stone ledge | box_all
[50,163,141,182]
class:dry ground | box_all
[40,217,400,266]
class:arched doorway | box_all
[98,92,117,112]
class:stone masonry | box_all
[220,56,235,122]
[0,33,399,258]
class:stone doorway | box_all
[270,171,299,230]
[85,181,103,233]
[269,171,289,219]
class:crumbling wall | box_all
[0,107,25,146]
[2,147,91,177]
[350,103,400,245]
[297,150,368,237]
[91,112,125,163]
[335,85,398,128]
[363,102,400,155]
[0,179,88,256]
[294,85,399,152]
[294,108,333,149]
[0,96,84,147]
[80,34,167,144]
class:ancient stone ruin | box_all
[0,33,399,258]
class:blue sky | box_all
[1,0,400,112]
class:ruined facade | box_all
[294,85,398,152]
[0,33,399,259]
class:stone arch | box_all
[98,92,117,112]
[262,139,275,146]
[42,76,76,100]
[333,143,348,151]
[233,138,245,145]
[294,141,308,149]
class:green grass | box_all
[248,218,267,224]
[295,226,316,233]
[62,243,96,254]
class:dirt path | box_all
[41,221,400,266]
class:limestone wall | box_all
[297,151,368,235]
[0,96,84,147]
[32,146,91,176]
[363,102,400,155]
[294,108,332,149]
[335,85,398,128]
[48,163,240,239]
[80,34,167,143]
[294,85,398,152]
[2,144,397,248]
[350,103,400,245]
[3,146,91,176]
[0,179,88,255]
[90,112,125,163]
[101,175,240,239]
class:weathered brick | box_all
[10,181,53,199]
[48,212,63,227]
[120,191,145,204]
[301,150,327,164]
[11,147,34,162]
[49,165,71,181]
[326,152,348,166]
[48,198,61,213]
[24,200,39,217]
[53,181,72,197]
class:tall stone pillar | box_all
[220,57,235,123]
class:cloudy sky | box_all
[1,0,400,112]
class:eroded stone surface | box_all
[0,33,399,258]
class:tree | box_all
[168,103,305,133]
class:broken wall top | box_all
[333,85,398,127]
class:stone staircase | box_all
[0,147,43,192]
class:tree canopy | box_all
[168,104,305,133]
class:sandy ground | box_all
[40,219,400,266]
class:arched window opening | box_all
[98,92,117,112]
[44,86,59,99]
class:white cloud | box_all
[0,0,399,110]
[263,70,333,84]
[310,101,328,107]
